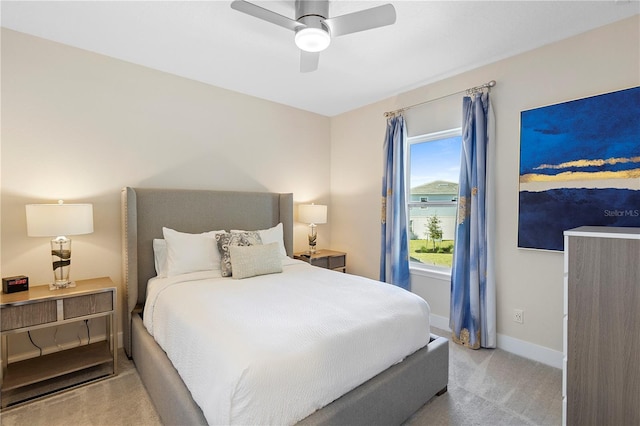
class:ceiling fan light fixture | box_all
[295,27,331,52]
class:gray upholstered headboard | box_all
[121,187,293,355]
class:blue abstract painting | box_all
[518,86,640,251]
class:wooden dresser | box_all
[563,226,640,426]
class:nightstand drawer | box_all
[311,257,329,268]
[328,255,345,270]
[63,291,113,319]
[1,301,57,331]
[294,250,347,273]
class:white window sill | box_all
[409,265,451,281]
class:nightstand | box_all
[294,249,347,272]
[1,277,117,408]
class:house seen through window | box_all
[407,129,462,270]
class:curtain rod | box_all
[383,80,496,118]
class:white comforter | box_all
[143,258,430,425]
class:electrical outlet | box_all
[514,309,524,324]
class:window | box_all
[407,129,462,271]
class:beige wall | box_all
[2,15,638,362]
[1,29,331,352]
[330,15,639,361]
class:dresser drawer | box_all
[1,300,57,331]
[63,291,113,319]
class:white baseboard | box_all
[430,313,562,369]
[430,313,451,332]
[497,333,562,369]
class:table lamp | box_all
[298,203,327,254]
[26,200,94,290]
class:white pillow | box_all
[231,223,287,258]
[162,227,225,276]
[152,239,168,277]
[229,243,283,280]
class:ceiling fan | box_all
[230,0,396,72]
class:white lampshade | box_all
[26,202,94,237]
[299,204,327,225]
[295,27,331,52]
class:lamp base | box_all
[49,281,76,291]
[308,224,318,254]
[50,237,73,291]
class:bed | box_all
[122,187,448,425]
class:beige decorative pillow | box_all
[229,243,283,280]
[215,231,262,277]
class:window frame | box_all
[406,128,462,275]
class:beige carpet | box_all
[0,351,160,426]
[0,328,561,425]
[405,328,562,425]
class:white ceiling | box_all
[2,1,638,116]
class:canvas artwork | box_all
[518,86,640,251]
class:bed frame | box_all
[122,187,448,425]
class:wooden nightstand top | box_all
[1,277,115,306]
[294,249,345,259]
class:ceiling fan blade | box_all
[300,51,320,73]
[231,0,303,32]
[324,4,396,37]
